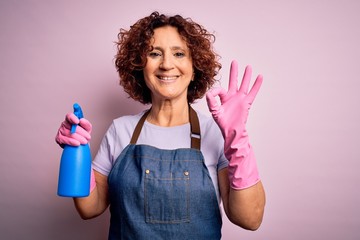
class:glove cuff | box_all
[226,143,260,190]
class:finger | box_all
[60,120,72,131]
[206,90,220,112]
[56,132,81,146]
[79,118,92,134]
[69,130,89,144]
[55,130,64,146]
[59,121,91,141]
[228,60,239,95]
[238,65,252,94]
[66,137,82,146]
[247,74,263,104]
[206,88,227,110]
[66,112,80,125]
[74,125,91,141]
[211,87,228,102]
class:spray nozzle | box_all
[71,103,84,134]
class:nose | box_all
[160,53,174,70]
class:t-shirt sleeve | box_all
[198,111,229,172]
[217,150,228,171]
[92,113,142,176]
[92,123,117,176]
[213,127,228,171]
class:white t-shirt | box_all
[93,109,228,202]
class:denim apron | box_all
[108,106,222,239]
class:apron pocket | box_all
[144,169,190,224]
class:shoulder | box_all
[112,109,149,130]
[102,109,149,142]
[195,109,222,137]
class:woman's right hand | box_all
[55,113,92,147]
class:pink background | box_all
[1,1,359,239]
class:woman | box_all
[56,12,265,239]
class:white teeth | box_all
[158,76,178,80]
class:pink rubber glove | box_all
[206,60,263,190]
[55,113,92,147]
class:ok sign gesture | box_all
[206,60,263,139]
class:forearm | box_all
[228,181,265,230]
[73,170,109,219]
[219,168,265,230]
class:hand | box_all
[206,60,263,139]
[55,113,92,147]
[206,60,263,190]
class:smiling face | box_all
[143,26,194,105]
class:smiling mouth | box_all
[156,75,179,81]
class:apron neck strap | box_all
[130,105,201,150]
[189,106,201,150]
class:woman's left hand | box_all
[206,60,263,139]
[206,60,263,190]
[207,60,265,229]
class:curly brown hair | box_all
[115,11,221,104]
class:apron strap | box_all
[189,106,201,150]
[130,106,201,150]
[130,109,150,145]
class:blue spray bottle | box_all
[57,103,92,197]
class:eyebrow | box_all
[152,46,187,51]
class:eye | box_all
[148,51,162,58]
[174,52,185,58]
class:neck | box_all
[147,100,189,127]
